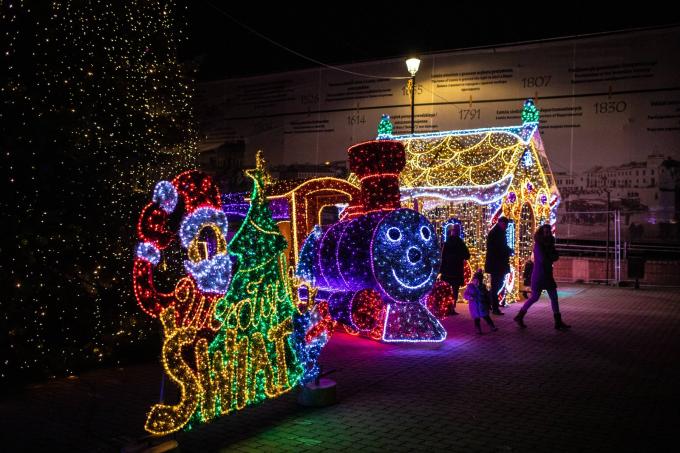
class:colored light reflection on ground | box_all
[318,314,482,359]
[556,287,585,299]
[318,287,587,359]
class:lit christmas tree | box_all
[377,113,394,139]
[521,98,540,123]
[0,1,197,381]
[207,152,303,414]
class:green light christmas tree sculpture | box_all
[377,113,394,139]
[521,98,540,124]
[206,151,303,415]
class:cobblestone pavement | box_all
[2,285,680,452]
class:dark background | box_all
[184,1,680,80]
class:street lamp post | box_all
[606,187,611,285]
[406,57,420,135]
[602,175,611,285]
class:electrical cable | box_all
[202,0,411,80]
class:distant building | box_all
[555,155,680,214]
[554,173,584,192]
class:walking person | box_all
[464,269,498,335]
[514,224,571,330]
[484,216,512,315]
[439,223,470,315]
[521,256,534,299]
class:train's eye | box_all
[420,226,431,241]
[387,227,401,242]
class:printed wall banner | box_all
[197,27,680,242]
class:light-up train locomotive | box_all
[296,140,446,342]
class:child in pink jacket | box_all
[464,269,498,335]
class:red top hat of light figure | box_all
[345,140,405,217]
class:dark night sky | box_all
[183,2,680,81]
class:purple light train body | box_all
[296,140,446,342]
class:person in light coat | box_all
[464,269,498,335]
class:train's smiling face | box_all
[372,209,440,303]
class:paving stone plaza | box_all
[3,284,679,452]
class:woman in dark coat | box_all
[514,224,571,330]
[439,224,470,315]
[484,216,512,315]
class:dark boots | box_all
[514,308,527,328]
[474,318,483,335]
[512,309,570,330]
[448,300,459,316]
[483,315,498,332]
[554,313,571,330]
[475,317,498,334]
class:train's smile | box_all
[391,268,433,289]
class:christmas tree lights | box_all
[521,98,540,124]
[377,113,394,139]
[1,1,198,381]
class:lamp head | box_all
[406,57,421,76]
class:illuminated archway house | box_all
[381,99,559,303]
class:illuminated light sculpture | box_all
[292,280,335,383]
[208,152,309,404]
[222,192,291,221]
[180,207,231,294]
[136,242,161,266]
[441,218,464,241]
[293,296,334,384]
[133,170,231,328]
[378,99,559,304]
[153,180,179,213]
[297,140,446,342]
[295,225,323,284]
[256,177,362,267]
[425,280,456,320]
[377,113,394,139]
[400,173,514,205]
[327,288,383,332]
[521,98,540,123]
[346,140,404,216]
[143,155,326,435]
